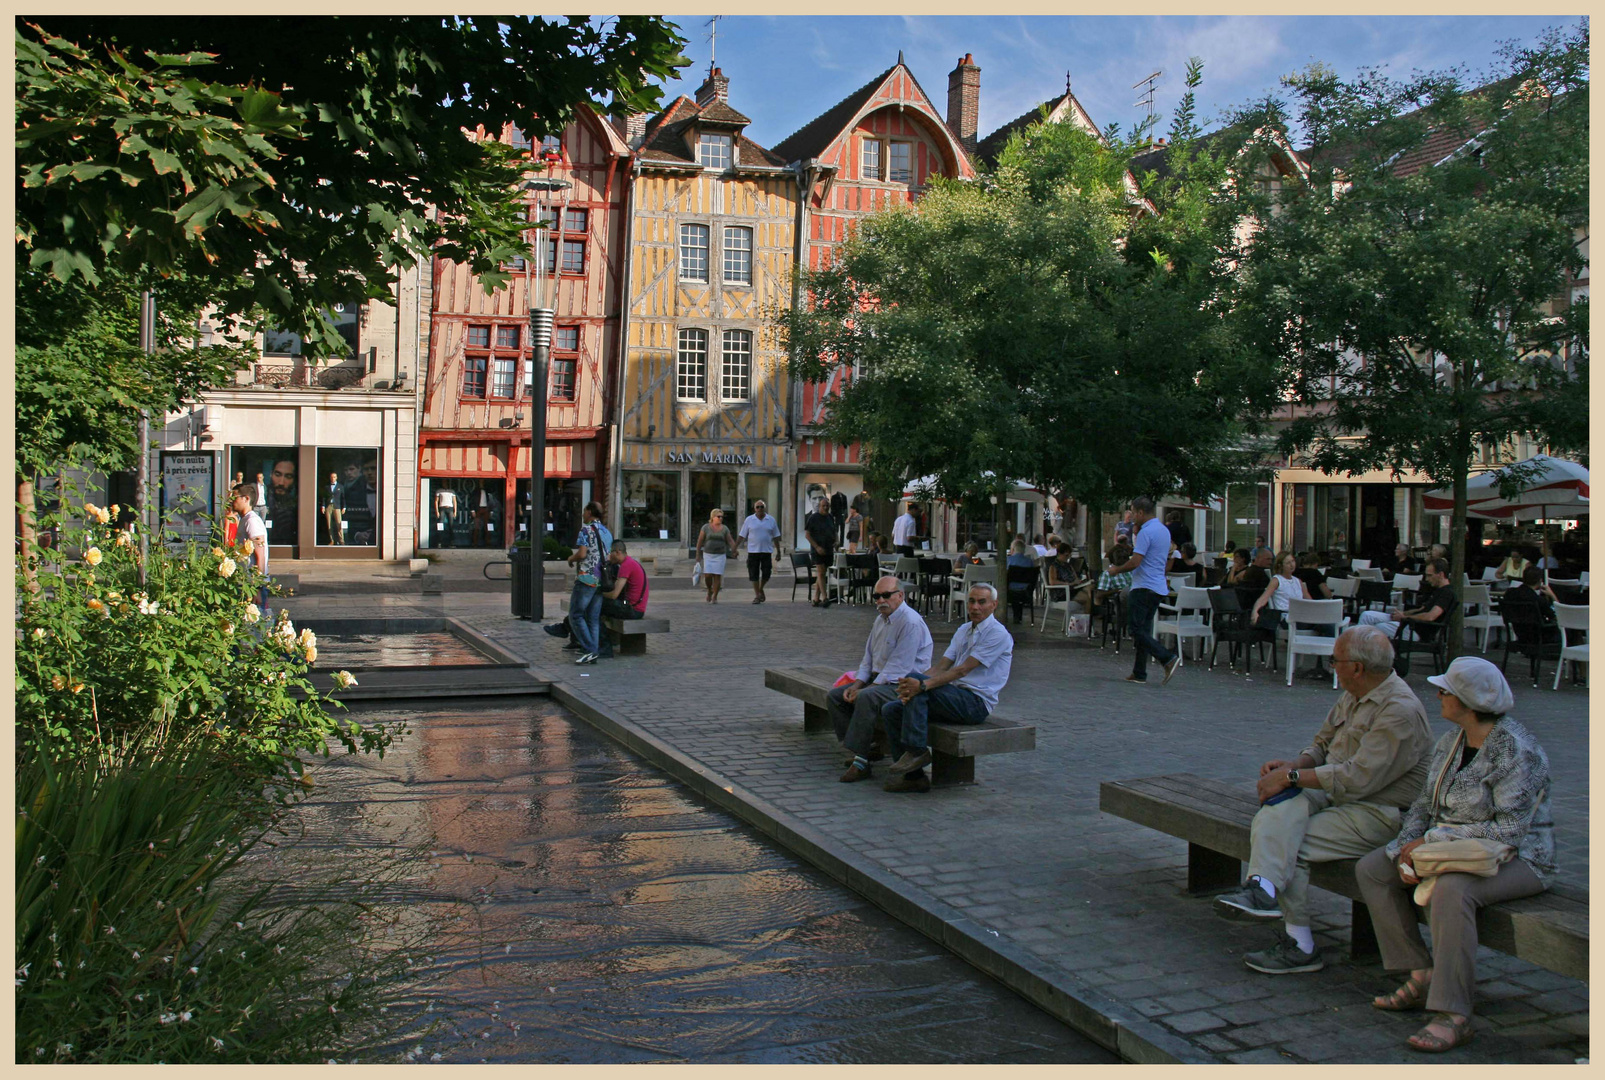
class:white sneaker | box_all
[575,652,599,665]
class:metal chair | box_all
[1356,579,1393,613]
[1284,598,1344,687]
[916,557,953,615]
[1095,589,1127,653]
[789,551,817,602]
[1461,583,1503,653]
[846,553,880,605]
[1393,600,1458,677]
[1208,587,1275,674]
[1499,590,1561,688]
[1553,603,1589,690]
[1005,564,1039,625]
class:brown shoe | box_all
[882,769,931,793]
[839,762,871,783]
[887,749,931,775]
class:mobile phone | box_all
[1262,786,1302,807]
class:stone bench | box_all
[1099,772,1588,981]
[763,665,1036,786]
[560,599,670,656]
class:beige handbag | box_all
[1410,838,1515,905]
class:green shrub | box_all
[15,736,421,1062]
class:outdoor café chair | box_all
[1208,587,1275,674]
[1461,583,1503,653]
[1283,598,1344,687]
[1499,589,1561,688]
[1158,585,1215,661]
[1553,603,1589,690]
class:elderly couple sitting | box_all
[1212,625,1554,1054]
[824,576,1012,794]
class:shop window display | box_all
[230,447,299,546]
[316,448,379,547]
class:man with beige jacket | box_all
[1213,625,1434,975]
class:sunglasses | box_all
[871,590,900,600]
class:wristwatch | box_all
[1287,769,1301,786]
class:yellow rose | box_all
[241,539,255,556]
[87,598,104,612]
[50,675,65,691]
[84,547,103,566]
[218,557,237,579]
[222,622,235,636]
[70,683,84,694]
[304,646,318,663]
[211,547,224,558]
[332,670,359,689]
[243,603,262,624]
[116,532,131,547]
[109,504,120,518]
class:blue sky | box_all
[651,16,1579,149]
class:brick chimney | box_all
[947,53,980,155]
[616,110,650,149]
[695,67,729,107]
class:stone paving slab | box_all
[283,588,1590,1064]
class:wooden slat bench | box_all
[559,599,669,656]
[1100,772,1588,982]
[763,665,1036,786]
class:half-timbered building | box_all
[770,53,979,547]
[608,69,801,556]
[419,109,631,550]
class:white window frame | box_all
[720,330,752,402]
[490,356,517,399]
[888,141,913,183]
[722,226,753,286]
[697,133,732,170]
[679,224,710,282]
[676,328,708,401]
[861,137,882,180]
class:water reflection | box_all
[313,632,491,668]
[275,700,1114,1064]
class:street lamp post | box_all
[522,177,573,620]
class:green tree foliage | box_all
[781,61,1277,543]
[1235,23,1589,652]
[17,17,688,351]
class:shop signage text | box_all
[665,450,755,465]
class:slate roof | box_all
[771,63,897,165]
[976,92,1072,166]
[635,95,787,170]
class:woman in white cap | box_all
[1354,656,1554,1053]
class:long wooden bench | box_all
[763,665,1036,786]
[1100,772,1588,982]
[559,599,669,656]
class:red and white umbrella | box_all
[1423,455,1589,519]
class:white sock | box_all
[1285,924,1315,954]
[1251,875,1277,899]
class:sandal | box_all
[1372,973,1431,1011]
[1408,1013,1475,1053]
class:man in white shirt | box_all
[891,504,917,556]
[879,582,1014,793]
[831,577,933,784]
[232,485,271,614]
[737,500,784,604]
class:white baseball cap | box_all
[1426,656,1515,715]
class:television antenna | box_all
[1132,69,1162,121]
[707,16,722,71]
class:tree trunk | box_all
[17,475,38,593]
[1446,454,1469,664]
[1086,504,1104,576]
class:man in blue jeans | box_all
[1109,495,1181,685]
[877,582,1013,793]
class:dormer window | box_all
[697,134,733,170]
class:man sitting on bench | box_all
[833,576,932,785]
[877,582,1013,794]
[1214,625,1433,975]
[594,540,649,660]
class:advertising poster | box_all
[160,450,216,545]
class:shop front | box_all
[418,436,598,552]
[615,441,791,559]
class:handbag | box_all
[1410,838,1515,905]
[690,561,703,587]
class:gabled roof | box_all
[635,95,786,171]
[771,63,897,164]
[976,89,1104,166]
[1129,124,1306,187]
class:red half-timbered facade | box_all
[770,53,979,543]
[419,109,631,550]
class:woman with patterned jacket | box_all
[1354,656,1553,1053]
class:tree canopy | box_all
[781,61,1279,533]
[17,16,688,353]
[1234,22,1589,651]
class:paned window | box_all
[496,326,520,349]
[549,325,579,401]
[540,134,563,156]
[676,328,708,401]
[861,138,882,180]
[491,357,517,399]
[542,238,586,274]
[889,141,913,183]
[720,330,752,402]
[697,134,732,170]
[462,356,487,398]
[723,226,752,285]
[506,125,532,150]
[466,326,491,348]
[564,208,588,233]
[680,224,709,282]
[504,254,527,272]
[621,471,680,541]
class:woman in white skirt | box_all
[696,508,736,603]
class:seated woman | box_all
[1356,657,1552,1053]
[1169,542,1206,587]
[1045,541,1085,614]
[874,533,894,555]
[1249,552,1311,629]
[958,541,985,567]
[1294,550,1333,600]
[1495,549,1530,582]
[1224,548,1251,586]
[1004,537,1037,623]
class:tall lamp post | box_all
[522,177,573,620]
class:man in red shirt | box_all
[596,540,649,659]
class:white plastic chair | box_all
[1165,573,1194,598]
[1580,571,1590,589]
[949,563,990,621]
[1354,567,1384,581]
[893,556,920,594]
[1350,559,1372,571]
[1461,584,1503,653]
[1553,603,1589,690]
[1158,585,1215,661]
[1285,598,1344,687]
[827,553,852,603]
[1039,565,1077,633]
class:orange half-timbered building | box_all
[770,54,979,545]
[419,109,631,549]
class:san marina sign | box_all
[665,450,755,465]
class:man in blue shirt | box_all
[1109,495,1181,685]
[832,576,933,784]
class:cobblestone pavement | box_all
[284,583,1589,1064]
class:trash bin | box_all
[510,546,531,619]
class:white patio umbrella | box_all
[1422,456,1589,519]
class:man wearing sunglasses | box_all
[1213,625,1433,977]
[831,576,933,784]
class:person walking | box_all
[695,508,736,604]
[1109,495,1181,685]
[804,497,837,607]
[845,506,864,553]
[737,500,783,604]
[231,484,271,617]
